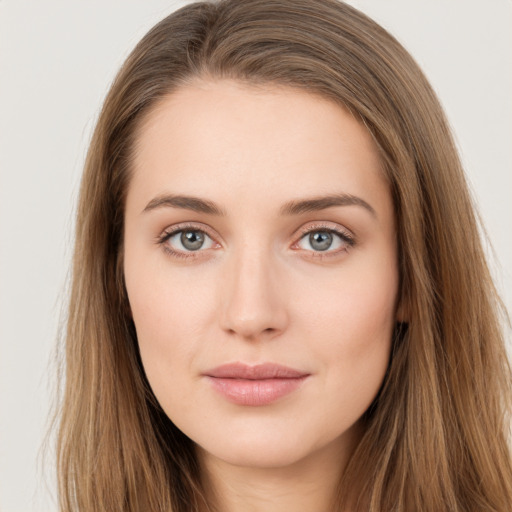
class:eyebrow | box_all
[280,193,376,217]
[143,194,226,215]
[142,192,376,218]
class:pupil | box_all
[310,231,332,251]
[181,231,204,251]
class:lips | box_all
[203,363,310,406]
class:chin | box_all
[200,442,310,470]
[195,425,347,471]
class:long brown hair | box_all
[57,0,512,510]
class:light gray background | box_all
[1,1,510,511]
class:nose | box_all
[219,247,289,341]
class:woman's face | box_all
[124,80,399,470]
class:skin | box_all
[124,79,400,512]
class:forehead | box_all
[129,79,390,220]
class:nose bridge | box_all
[220,241,288,340]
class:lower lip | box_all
[206,376,308,406]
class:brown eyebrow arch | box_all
[142,193,376,218]
[143,195,227,216]
[279,193,376,217]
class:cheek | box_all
[295,256,398,403]
[124,260,213,385]
[298,253,398,343]
[314,287,395,373]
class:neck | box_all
[197,424,361,512]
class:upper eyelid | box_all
[296,221,353,236]
[160,221,351,238]
[162,222,217,239]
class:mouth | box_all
[203,362,310,406]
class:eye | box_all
[157,225,217,259]
[157,223,355,261]
[294,226,355,256]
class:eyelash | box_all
[155,222,356,261]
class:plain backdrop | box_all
[0,1,510,511]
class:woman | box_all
[57,0,512,510]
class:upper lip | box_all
[203,362,309,380]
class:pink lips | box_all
[203,363,310,406]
